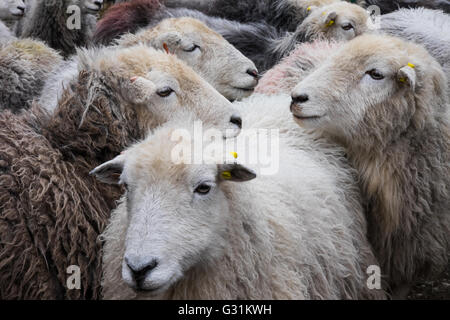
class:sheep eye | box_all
[194,184,211,195]
[341,23,354,31]
[184,44,200,52]
[366,69,384,80]
[157,87,174,97]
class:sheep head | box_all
[117,17,259,101]
[290,34,448,148]
[91,121,256,296]
[77,45,243,138]
[295,1,370,42]
[0,0,26,21]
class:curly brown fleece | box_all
[0,70,142,299]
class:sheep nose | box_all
[126,258,158,288]
[230,115,243,129]
[292,94,309,104]
[246,69,259,79]
[17,6,25,13]
[94,0,104,7]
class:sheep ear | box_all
[397,65,416,90]
[90,154,125,185]
[323,11,337,27]
[219,164,257,182]
[124,76,156,104]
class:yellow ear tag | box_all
[222,171,232,179]
[230,152,238,159]
[327,20,335,27]
[322,11,327,16]
[307,6,311,11]
[399,77,406,83]
[407,63,415,68]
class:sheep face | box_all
[91,127,256,296]
[296,2,369,42]
[0,0,26,20]
[118,18,259,101]
[290,34,447,143]
[80,45,242,138]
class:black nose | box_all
[127,259,158,287]
[292,94,309,104]
[17,6,25,13]
[94,0,104,7]
[230,115,242,129]
[246,69,259,79]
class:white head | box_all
[0,0,26,20]
[78,45,243,138]
[290,34,448,145]
[296,2,369,42]
[118,17,259,101]
[92,124,256,296]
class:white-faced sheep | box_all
[94,111,385,299]
[290,34,450,297]
[0,45,242,299]
[0,39,63,112]
[365,0,450,14]
[0,0,26,43]
[19,0,104,57]
[379,8,450,91]
[94,0,369,72]
[117,17,259,101]
[40,17,258,114]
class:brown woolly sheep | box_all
[290,34,450,298]
[0,45,241,299]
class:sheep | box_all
[0,39,63,112]
[267,1,369,69]
[290,34,450,298]
[117,17,259,101]
[379,8,450,91]
[94,0,369,72]
[42,17,258,114]
[0,0,26,42]
[19,0,104,58]
[94,108,386,299]
[163,0,341,31]
[365,0,450,14]
[0,44,242,299]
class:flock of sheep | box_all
[0,0,449,300]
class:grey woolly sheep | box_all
[0,39,63,113]
[19,0,104,57]
[94,101,385,299]
[0,45,241,299]
[291,34,450,298]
